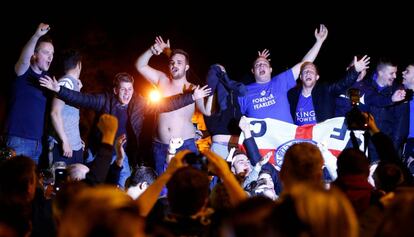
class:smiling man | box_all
[39,72,210,188]
[287,56,370,126]
[135,36,211,175]
[238,24,328,123]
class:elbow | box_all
[135,60,144,73]
[50,110,60,120]
[135,60,141,71]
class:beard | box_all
[171,70,186,79]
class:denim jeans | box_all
[6,135,42,164]
[152,138,198,176]
[210,142,230,160]
[52,144,84,165]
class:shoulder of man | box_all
[58,77,75,90]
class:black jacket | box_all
[393,93,412,154]
[358,75,404,151]
[288,68,359,123]
[57,87,195,158]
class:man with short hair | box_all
[39,72,210,188]
[50,49,84,164]
[287,56,370,125]
[136,36,211,175]
[238,24,328,123]
[5,23,54,163]
[125,166,157,200]
[279,143,324,192]
[359,59,406,162]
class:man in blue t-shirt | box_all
[288,57,370,126]
[238,24,328,123]
[5,23,54,164]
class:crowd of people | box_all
[1,22,413,237]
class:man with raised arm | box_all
[238,24,328,123]
[39,72,210,188]
[136,36,211,175]
[4,23,53,164]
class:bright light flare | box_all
[149,89,161,103]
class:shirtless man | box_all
[136,36,210,175]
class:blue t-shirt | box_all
[409,99,414,138]
[6,68,49,140]
[295,94,316,126]
[238,69,295,123]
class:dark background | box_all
[1,3,412,164]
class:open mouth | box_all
[259,70,265,75]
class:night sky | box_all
[3,4,413,87]
[1,3,412,162]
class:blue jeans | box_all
[86,148,131,188]
[6,135,42,164]
[211,142,230,160]
[153,138,198,175]
[52,144,84,165]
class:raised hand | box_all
[155,36,170,52]
[150,44,162,55]
[238,116,250,132]
[35,23,50,37]
[258,49,271,60]
[151,36,170,55]
[315,24,328,42]
[353,55,370,73]
[192,85,212,100]
[362,112,380,134]
[115,134,127,167]
[39,75,60,92]
[216,64,226,73]
[97,114,118,145]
